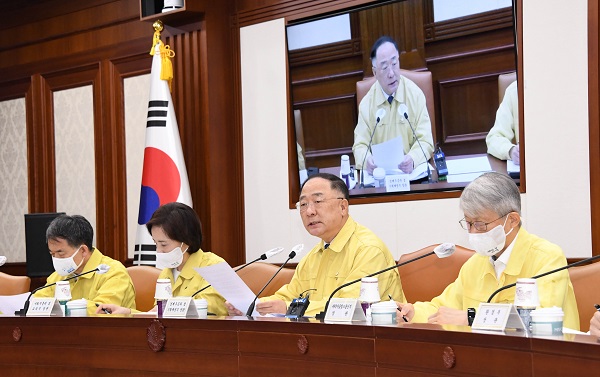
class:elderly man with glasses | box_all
[353,35,433,175]
[226,173,403,317]
[396,172,579,330]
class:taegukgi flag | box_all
[133,22,192,266]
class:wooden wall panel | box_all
[589,0,600,256]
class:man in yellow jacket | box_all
[397,172,579,330]
[226,173,404,317]
[34,214,136,315]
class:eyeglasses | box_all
[373,57,399,73]
[459,213,509,232]
[296,197,344,213]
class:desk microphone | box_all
[0,256,6,266]
[15,264,111,316]
[190,247,284,298]
[316,243,455,320]
[398,104,433,184]
[246,244,303,316]
[360,108,386,188]
[487,254,600,303]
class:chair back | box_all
[398,244,474,303]
[126,266,161,312]
[236,262,295,298]
[356,69,436,144]
[0,272,31,295]
[498,71,517,104]
[568,261,600,332]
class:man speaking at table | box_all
[396,172,579,330]
[226,173,403,317]
[353,36,433,175]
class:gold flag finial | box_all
[153,20,164,33]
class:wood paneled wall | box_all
[0,0,244,274]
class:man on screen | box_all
[353,36,433,175]
[486,81,520,164]
[226,173,403,317]
[34,214,136,315]
[396,172,579,330]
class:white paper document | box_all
[194,262,259,316]
[0,293,29,316]
[372,136,404,171]
[385,162,435,182]
[445,156,493,183]
[507,160,520,174]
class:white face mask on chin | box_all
[156,242,188,270]
[52,245,84,276]
[468,216,514,257]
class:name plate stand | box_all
[385,175,410,192]
[471,303,526,332]
[324,298,367,322]
[163,297,198,318]
[27,298,64,317]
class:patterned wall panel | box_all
[124,74,150,259]
[53,86,96,241]
[0,98,28,262]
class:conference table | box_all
[321,153,518,197]
[1,315,598,376]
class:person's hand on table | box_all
[428,306,468,326]
[399,155,414,173]
[256,299,287,315]
[509,145,520,165]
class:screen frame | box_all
[285,0,524,208]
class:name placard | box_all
[163,297,198,318]
[385,175,410,192]
[27,298,64,317]
[324,298,367,322]
[472,303,525,332]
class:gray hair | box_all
[46,214,94,251]
[459,172,521,218]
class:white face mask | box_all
[468,216,514,257]
[156,242,187,270]
[52,245,84,276]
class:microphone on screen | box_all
[190,247,285,298]
[246,244,303,316]
[15,264,111,316]
[315,243,455,320]
[398,104,433,184]
[487,254,600,303]
[360,108,386,188]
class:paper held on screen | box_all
[194,263,259,316]
[371,135,404,171]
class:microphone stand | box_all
[15,267,104,316]
[246,251,296,316]
[315,250,437,320]
[487,254,600,303]
[360,116,382,188]
[403,112,434,184]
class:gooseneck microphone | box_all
[487,254,600,303]
[360,108,386,188]
[315,243,455,320]
[246,244,303,316]
[15,264,111,316]
[190,247,284,298]
[398,104,433,184]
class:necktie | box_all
[324,243,330,249]
[387,95,393,104]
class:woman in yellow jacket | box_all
[97,202,227,316]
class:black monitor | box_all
[24,212,65,277]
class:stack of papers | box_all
[446,156,492,183]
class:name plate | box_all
[385,175,410,192]
[27,298,64,317]
[163,297,198,318]
[472,303,525,332]
[324,298,367,322]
